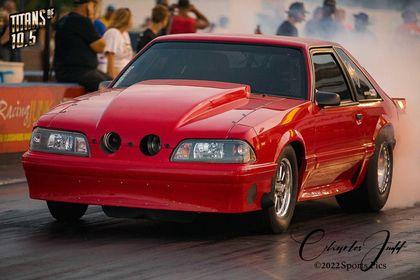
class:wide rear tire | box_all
[336,132,393,212]
[47,201,88,222]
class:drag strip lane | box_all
[0,183,419,280]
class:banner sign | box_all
[0,84,84,153]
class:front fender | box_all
[273,129,306,162]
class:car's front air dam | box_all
[22,152,276,213]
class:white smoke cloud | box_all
[331,9,420,209]
[244,1,420,208]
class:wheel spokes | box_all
[274,159,292,217]
[377,143,391,194]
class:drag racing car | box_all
[22,34,406,233]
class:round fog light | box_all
[140,134,161,156]
[102,132,121,153]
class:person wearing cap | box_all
[54,0,110,92]
[276,2,307,37]
[318,0,342,39]
[397,10,420,40]
[353,12,373,36]
[99,5,115,28]
[94,5,115,37]
[304,6,323,37]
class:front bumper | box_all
[22,151,276,213]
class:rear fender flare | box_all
[372,116,395,149]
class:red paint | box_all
[22,35,401,213]
[169,16,197,34]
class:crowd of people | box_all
[53,0,210,92]
[276,0,420,42]
[1,0,419,93]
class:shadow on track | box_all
[41,198,345,242]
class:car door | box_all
[305,49,366,188]
[335,47,384,153]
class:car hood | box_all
[37,80,305,147]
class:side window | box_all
[312,53,352,102]
[336,48,379,100]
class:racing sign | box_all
[0,84,85,153]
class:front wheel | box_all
[263,146,298,233]
[336,132,393,212]
[47,201,88,222]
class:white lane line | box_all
[0,178,27,186]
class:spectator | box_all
[276,2,307,37]
[94,9,107,36]
[54,0,109,92]
[0,0,20,62]
[155,0,174,35]
[397,10,420,39]
[100,8,134,79]
[99,5,115,28]
[318,0,342,39]
[169,0,209,34]
[139,17,152,31]
[0,6,9,60]
[137,5,169,52]
[304,6,323,37]
[353,12,373,36]
[335,8,352,31]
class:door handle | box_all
[355,113,364,121]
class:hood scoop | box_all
[94,80,251,131]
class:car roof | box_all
[154,33,341,50]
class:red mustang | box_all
[23,34,406,233]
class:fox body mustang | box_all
[23,34,406,233]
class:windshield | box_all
[114,42,308,99]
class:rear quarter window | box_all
[312,53,352,102]
[336,48,380,101]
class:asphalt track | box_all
[0,182,419,280]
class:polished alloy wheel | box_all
[377,143,391,194]
[274,158,292,217]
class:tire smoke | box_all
[334,20,420,209]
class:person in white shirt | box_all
[99,8,134,78]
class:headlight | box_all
[171,140,256,163]
[30,128,89,156]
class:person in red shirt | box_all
[397,10,420,40]
[169,0,209,34]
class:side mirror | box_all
[99,80,112,90]
[315,90,341,107]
